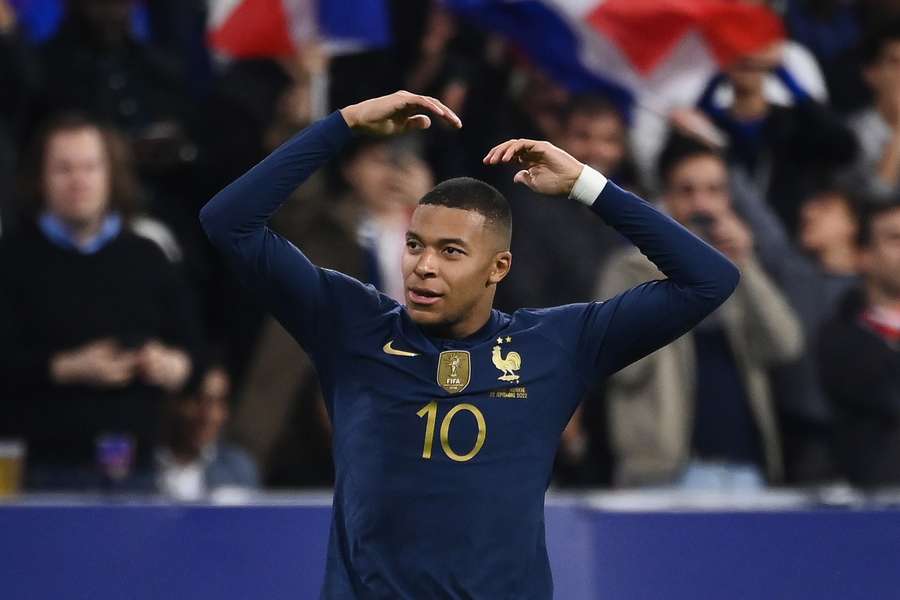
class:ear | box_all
[487,251,512,286]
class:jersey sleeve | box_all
[549,173,740,383]
[199,112,396,359]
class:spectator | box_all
[597,135,803,489]
[232,135,431,487]
[0,113,203,490]
[697,44,857,234]
[849,19,900,202]
[561,95,641,191]
[729,170,860,482]
[35,0,208,274]
[156,367,259,501]
[819,201,900,487]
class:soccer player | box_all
[200,91,740,599]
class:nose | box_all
[414,249,438,278]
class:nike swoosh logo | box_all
[383,340,420,357]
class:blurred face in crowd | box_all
[171,369,230,455]
[865,40,900,100]
[798,192,858,256]
[727,43,780,97]
[564,110,627,175]
[520,71,570,141]
[727,59,767,96]
[343,142,428,215]
[402,206,510,333]
[43,127,111,227]
[662,154,731,226]
[860,207,900,299]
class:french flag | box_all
[208,0,391,58]
[446,0,785,112]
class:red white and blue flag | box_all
[207,0,391,58]
[445,0,784,110]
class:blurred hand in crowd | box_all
[135,340,192,394]
[705,209,755,266]
[669,108,727,149]
[51,339,138,388]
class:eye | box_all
[443,246,465,256]
[406,239,422,252]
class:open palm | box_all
[483,139,584,197]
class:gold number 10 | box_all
[416,401,486,462]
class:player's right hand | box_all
[340,90,462,136]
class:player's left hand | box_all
[483,138,585,197]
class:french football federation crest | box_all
[437,351,471,393]
[492,339,522,383]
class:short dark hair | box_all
[418,177,512,248]
[657,133,723,188]
[857,199,900,248]
[562,94,625,129]
[861,18,900,66]
[18,112,139,219]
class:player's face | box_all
[860,208,900,298]
[43,128,111,227]
[403,205,510,330]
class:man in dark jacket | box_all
[819,201,900,486]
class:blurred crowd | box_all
[1,0,900,499]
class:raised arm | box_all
[199,91,461,353]
[484,139,740,378]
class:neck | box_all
[57,215,107,248]
[731,89,768,121]
[426,295,495,339]
[817,244,859,275]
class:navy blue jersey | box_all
[200,112,739,599]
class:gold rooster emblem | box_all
[492,344,521,382]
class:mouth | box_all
[407,287,444,307]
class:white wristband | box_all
[568,165,608,206]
